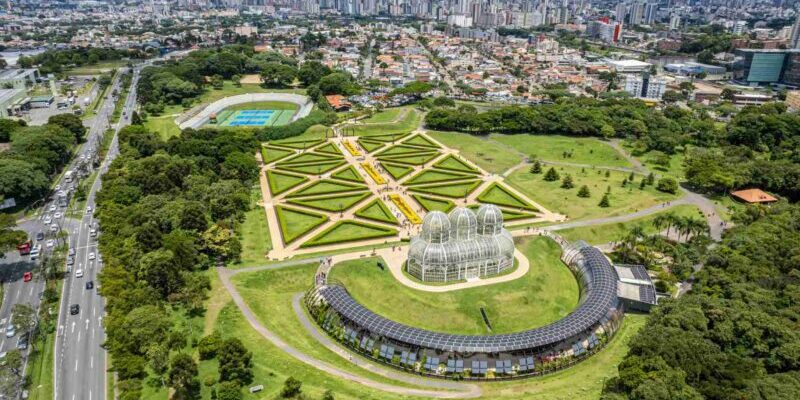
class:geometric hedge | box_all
[355,198,398,225]
[476,182,538,212]
[300,220,397,248]
[274,205,329,244]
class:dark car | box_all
[69,304,80,315]
[36,232,44,241]
[85,281,94,290]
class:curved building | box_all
[407,205,515,282]
[306,243,640,379]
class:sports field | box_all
[215,108,295,127]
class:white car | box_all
[50,224,58,232]
[86,205,92,212]
[45,239,54,248]
[54,212,63,219]
[5,325,14,338]
[48,204,56,212]
[88,252,95,260]
[55,185,61,191]
[43,216,52,225]
[75,269,84,278]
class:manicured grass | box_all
[409,180,482,199]
[64,59,129,75]
[491,134,632,168]
[404,169,474,186]
[278,152,341,165]
[376,144,437,157]
[356,138,386,153]
[314,142,343,156]
[274,205,329,244]
[235,189,273,267]
[412,194,455,212]
[161,82,305,115]
[275,160,346,175]
[377,152,440,166]
[25,322,55,400]
[286,192,371,212]
[557,204,703,244]
[380,162,414,180]
[362,107,406,123]
[433,154,481,174]
[266,170,308,196]
[301,221,397,247]
[271,138,325,150]
[144,115,182,140]
[506,165,681,221]
[355,198,399,225]
[286,179,366,198]
[636,148,687,181]
[402,134,440,149]
[468,204,538,222]
[329,236,578,334]
[261,145,295,164]
[331,165,365,183]
[477,182,538,212]
[355,132,409,143]
[427,130,522,175]
[347,108,422,136]
[226,266,436,399]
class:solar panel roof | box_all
[319,247,619,353]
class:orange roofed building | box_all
[730,189,778,204]
[325,95,352,111]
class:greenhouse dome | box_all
[407,205,515,282]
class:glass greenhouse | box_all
[407,205,515,282]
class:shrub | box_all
[561,174,574,189]
[530,160,542,174]
[543,167,560,181]
[198,333,222,360]
[578,185,591,197]
[599,193,611,207]
[280,377,302,398]
[656,177,679,194]
[255,109,336,142]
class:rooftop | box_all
[731,188,777,204]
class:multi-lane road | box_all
[53,67,139,400]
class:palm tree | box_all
[652,214,668,234]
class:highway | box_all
[53,67,139,400]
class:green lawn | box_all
[346,108,422,136]
[266,170,308,195]
[301,221,397,247]
[557,204,703,244]
[634,148,687,182]
[330,165,365,183]
[275,161,346,175]
[275,206,328,244]
[377,152,440,166]
[380,162,414,180]
[261,145,295,164]
[427,130,522,175]
[433,154,480,173]
[64,59,129,75]
[412,194,455,212]
[491,134,632,168]
[279,152,342,165]
[477,183,538,212]
[409,180,482,198]
[361,107,407,123]
[355,198,399,225]
[233,189,273,268]
[328,236,578,335]
[286,192,371,212]
[507,165,680,221]
[286,179,366,198]
[144,115,182,140]
[357,138,386,153]
[403,134,439,149]
[405,169,474,185]
[25,318,56,400]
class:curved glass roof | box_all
[319,246,619,353]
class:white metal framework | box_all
[407,205,515,282]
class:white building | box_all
[608,59,652,74]
[624,74,666,100]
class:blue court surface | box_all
[222,109,276,127]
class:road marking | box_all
[74,359,78,371]
[90,356,93,369]
[71,322,75,333]
[85,319,89,329]
[77,330,81,343]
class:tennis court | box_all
[217,109,295,127]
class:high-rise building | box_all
[790,15,800,49]
[624,73,666,99]
[615,3,627,23]
[669,14,680,30]
[733,20,748,35]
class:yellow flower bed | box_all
[389,194,422,224]
[343,141,361,156]
[361,162,386,185]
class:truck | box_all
[17,240,32,256]
[64,170,74,183]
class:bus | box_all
[64,170,74,183]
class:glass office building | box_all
[733,49,800,87]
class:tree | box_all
[656,177,679,194]
[530,160,542,174]
[543,167,560,181]
[218,338,253,386]
[280,377,302,398]
[198,333,222,360]
[561,174,574,189]
[169,353,199,400]
[297,61,332,86]
[662,90,683,103]
[599,193,611,207]
[259,63,296,88]
[322,390,335,400]
[11,303,36,333]
[0,118,25,142]
[216,381,242,400]
[231,74,242,88]
[577,185,591,197]
[48,113,87,143]
[318,72,360,95]
[720,88,735,100]
[0,214,27,257]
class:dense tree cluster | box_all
[603,203,800,400]
[96,125,258,399]
[0,120,77,205]
[19,48,144,74]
